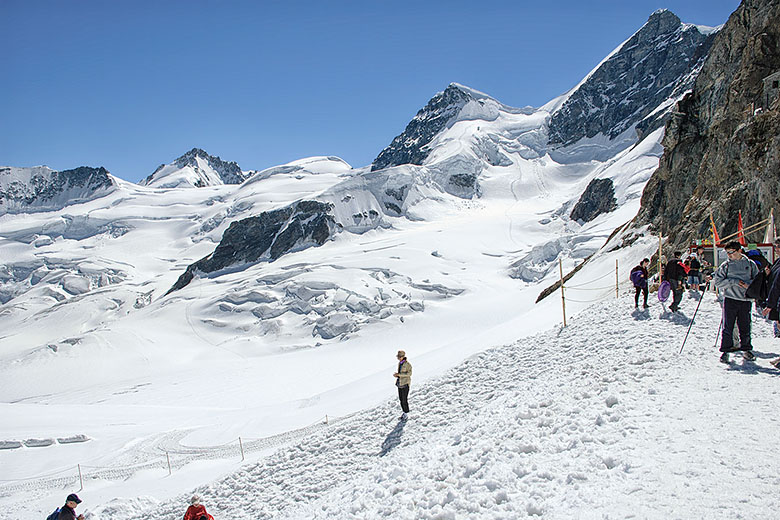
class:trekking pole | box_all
[680,293,705,354]
[713,317,723,349]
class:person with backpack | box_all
[183,494,214,520]
[664,252,686,312]
[393,350,412,420]
[712,241,759,363]
[47,494,84,520]
[630,258,650,309]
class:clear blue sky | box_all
[1,0,741,183]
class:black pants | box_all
[397,385,410,413]
[670,280,684,311]
[634,286,648,307]
[720,298,752,352]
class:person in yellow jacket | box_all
[393,350,412,419]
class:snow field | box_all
[84,292,780,520]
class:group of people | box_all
[632,238,780,364]
[50,493,216,520]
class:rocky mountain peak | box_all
[142,148,246,188]
[548,9,718,152]
[371,84,478,171]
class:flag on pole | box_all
[738,210,747,246]
[710,212,720,244]
[764,208,775,243]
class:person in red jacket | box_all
[183,495,214,520]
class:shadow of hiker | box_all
[379,418,407,457]
[725,355,780,376]
[658,310,692,326]
[631,308,652,321]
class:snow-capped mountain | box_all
[0,165,115,216]
[140,147,249,188]
[547,9,718,160]
[0,8,744,520]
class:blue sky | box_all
[1,0,741,183]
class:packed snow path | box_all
[98,292,780,519]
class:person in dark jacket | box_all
[393,350,412,419]
[664,252,686,312]
[688,253,702,292]
[631,258,650,308]
[713,241,759,363]
[761,239,780,366]
[58,494,84,520]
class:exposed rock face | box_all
[549,9,717,148]
[141,148,247,188]
[371,84,474,171]
[570,178,618,223]
[635,0,780,251]
[0,166,115,215]
[168,200,339,294]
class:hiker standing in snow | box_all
[688,253,702,292]
[761,239,780,365]
[56,494,84,520]
[183,495,214,520]
[393,350,412,419]
[630,258,650,309]
[664,251,686,312]
[712,241,759,363]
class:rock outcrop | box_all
[167,200,339,294]
[570,178,618,223]
[634,0,780,250]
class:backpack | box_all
[46,508,60,520]
[746,249,770,270]
[746,271,768,301]
[630,268,645,288]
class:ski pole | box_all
[680,293,705,354]
[713,317,723,349]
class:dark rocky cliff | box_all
[570,178,618,223]
[0,166,115,214]
[635,0,780,250]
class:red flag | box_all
[710,213,720,244]
[738,210,747,246]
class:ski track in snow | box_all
[86,292,780,520]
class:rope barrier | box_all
[0,414,342,495]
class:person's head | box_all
[640,258,649,267]
[697,246,705,253]
[673,251,682,259]
[190,495,201,506]
[66,494,81,508]
[724,241,743,259]
[396,350,406,360]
